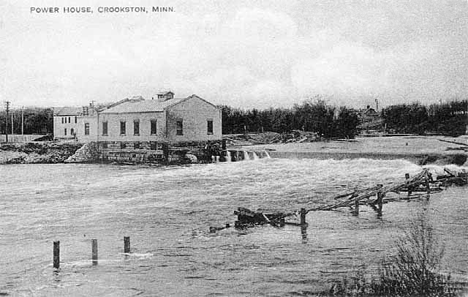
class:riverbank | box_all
[0,142,82,164]
[2,135,467,165]
[241,135,468,166]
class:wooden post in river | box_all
[405,173,412,196]
[376,189,383,216]
[300,208,307,225]
[124,236,130,253]
[92,239,98,265]
[301,224,308,243]
[53,241,60,269]
[425,173,431,195]
[353,199,359,216]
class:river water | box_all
[0,157,467,296]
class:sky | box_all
[1,0,468,110]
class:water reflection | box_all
[301,224,308,244]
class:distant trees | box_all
[220,98,360,139]
[222,98,466,138]
[0,108,53,135]
[1,99,464,139]
[335,107,361,139]
[382,100,467,136]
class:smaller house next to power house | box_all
[53,98,142,142]
[53,103,100,142]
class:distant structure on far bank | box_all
[53,92,222,147]
[357,105,384,135]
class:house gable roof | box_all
[100,94,218,114]
[54,107,82,116]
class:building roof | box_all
[54,107,83,116]
[100,97,185,114]
[157,91,174,96]
[100,94,216,114]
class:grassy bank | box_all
[325,213,467,297]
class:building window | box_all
[68,117,71,123]
[150,120,157,135]
[102,121,108,136]
[64,128,67,136]
[133,120,140,136]
[70,128,74,135]
[84,123,90,135]
[75,116,77,124]
[134,142,140,149]
[150,141,157,150]
[207,120,213,135]
[102,142,108,149]
[120,121,126,135]
[61,117,64,124]
[120,142,126,149]
[176,120,183,135]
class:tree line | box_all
[220,98,360,139]
[381,100,467,136]
[0,108,53,135]
[1,99,466,139]
[221,98,467,138]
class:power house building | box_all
[97,93,222,162]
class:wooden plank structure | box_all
[223,167,467,230]
[233,207,290,228]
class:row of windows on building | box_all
[61,116,77,124]
[101,120,157,136]
[63,119,214,136]
[101,119,214,136]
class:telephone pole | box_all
[21,107,24,135]
[4,101,10,143]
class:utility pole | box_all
[11,113,14,135]
[5,101,10,143]
[21,107,24,135]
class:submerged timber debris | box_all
[209,167,468,232]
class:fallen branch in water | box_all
[209,167,467,232]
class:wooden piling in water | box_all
[124,236,130,253]
[53,241,60,269]
[300,208,306,225]
[405,173,412,196]
[377,190,383,214]
[353,199,359,216]
[425,176,431,194]
[92,239,98,265]
[301,224,308,243]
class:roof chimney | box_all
[157,91,174,102]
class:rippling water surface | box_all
[0,158,467,296]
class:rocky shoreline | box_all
[1,136,468,166]
[0,142,83,164]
